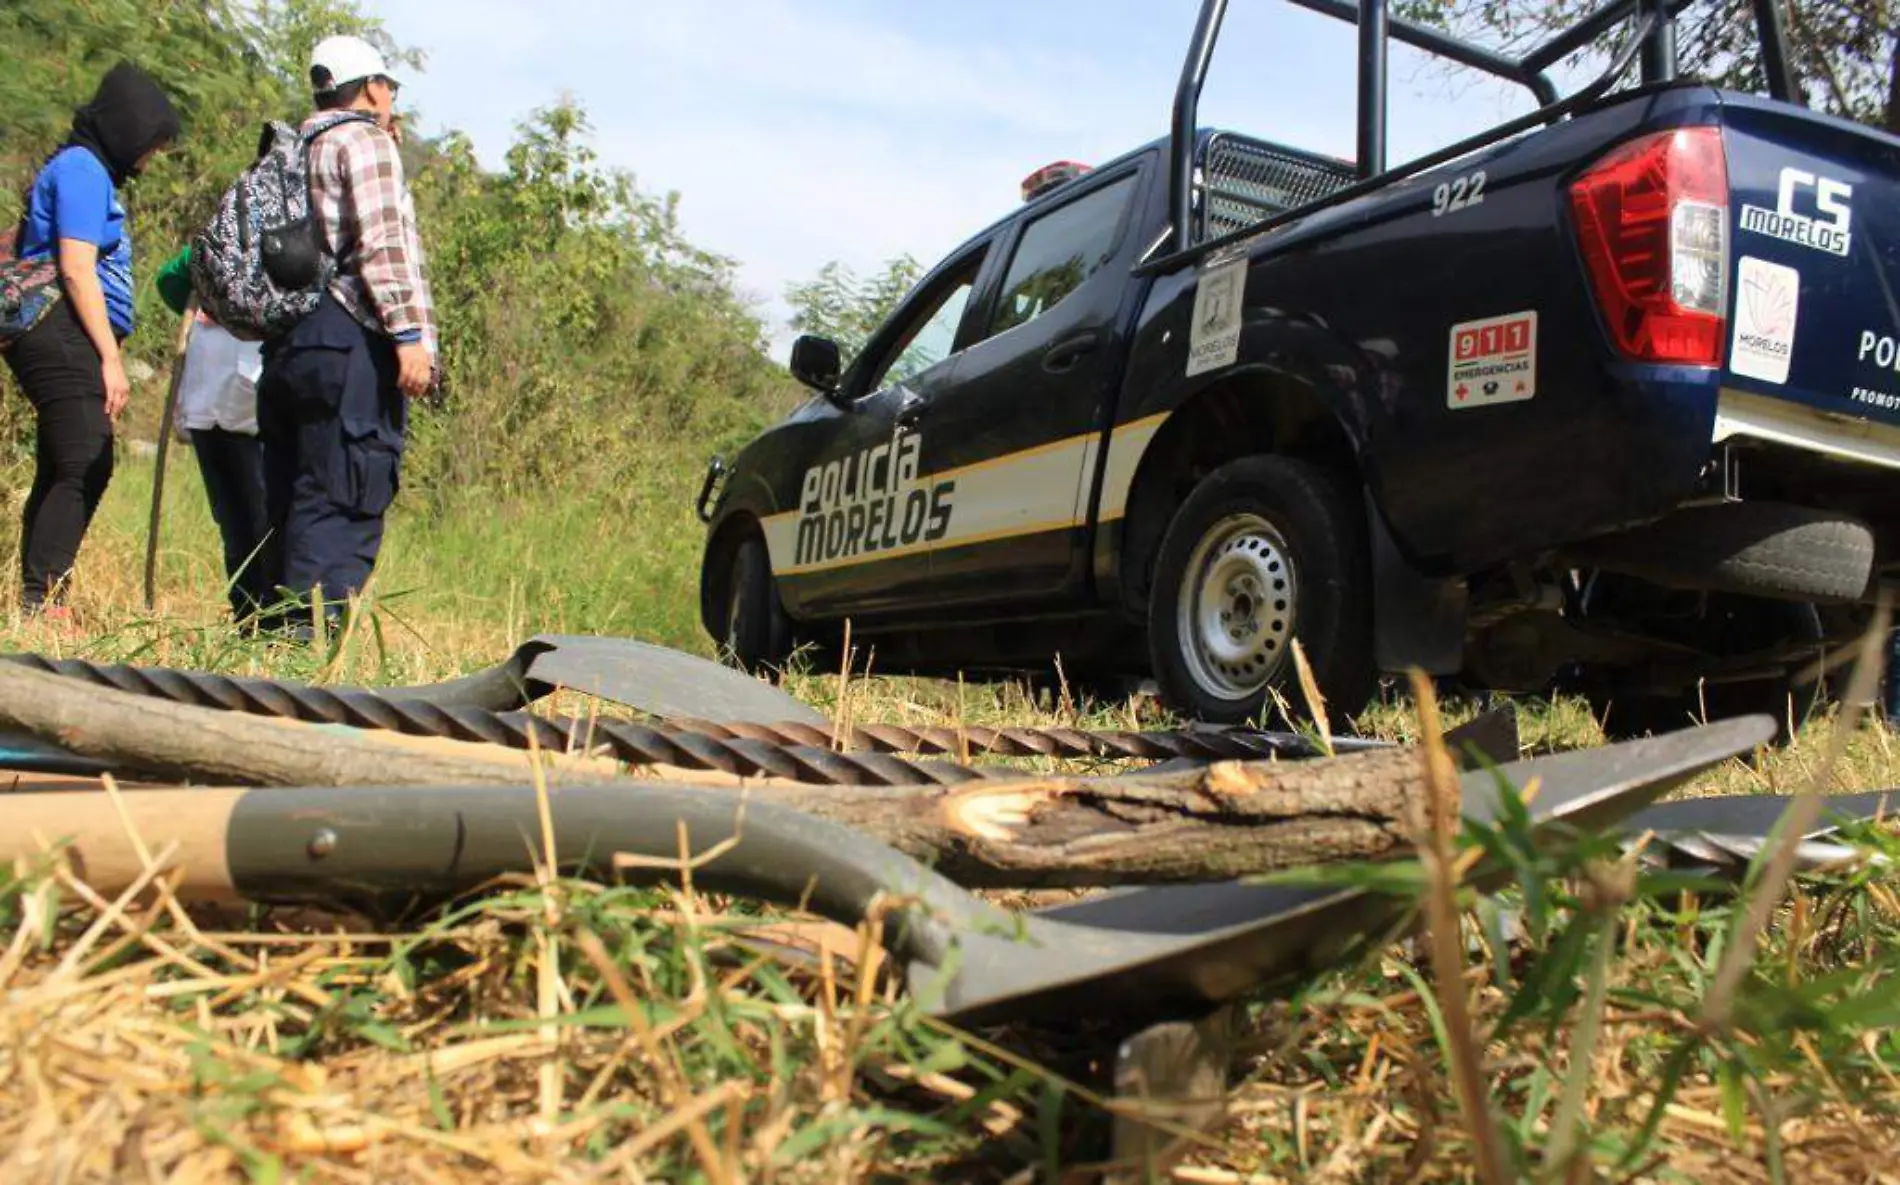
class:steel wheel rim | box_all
[1177,512,1297,701]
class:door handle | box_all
[895,393,927,428]
[1042,330,1102,374]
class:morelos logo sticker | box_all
[1186,256,1246,377]
[1740,167,1853,257]
[1730,256,1800,385]
[1447,311,1537,408]
[794,431,954,567]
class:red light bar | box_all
[1021,160,1092,202]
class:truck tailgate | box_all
[1719,94,1900,429]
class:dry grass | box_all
[2,454,1900,1181]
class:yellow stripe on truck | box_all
[759,412,1173,577]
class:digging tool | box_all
[519,633,831,725]
[1,632,827,723]
[0,654,1516,794]
[0,656,1523,887]
[142,298,199,612]
[0,715,1772,1027]
[0,641,1423,785]
[0,714,1777,1170]
[1625,788,1900,875]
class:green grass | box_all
[111,445,718,659]
[0,446,1898,1182]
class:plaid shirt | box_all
[304,114,437,358]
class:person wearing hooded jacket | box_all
[6,62,180,618]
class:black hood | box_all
[65,62,181,186]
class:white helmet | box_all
[309,34,398,95]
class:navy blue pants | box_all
[189,427,270,624]
[256,298,406,635]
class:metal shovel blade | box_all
[1621,788,1900,874]
[1625,788,1900,840]
[520,633,829,725]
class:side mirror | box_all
[789,334,842,395]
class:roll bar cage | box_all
[1150,0,1802,271]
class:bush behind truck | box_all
[696,0,1900,738]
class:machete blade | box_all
[519,633,829,726]
[1624,788,1900,840]
[914,714,1776,1028]
[1620,788,1900,875]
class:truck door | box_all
[911,162,1149,606]
[773,240,992,618]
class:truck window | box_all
[869,250,985,391]
[987,172,1137,338]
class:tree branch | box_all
[0,660,1433,889]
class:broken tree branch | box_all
[0,658,1433,889]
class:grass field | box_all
[2,449,1899,1182]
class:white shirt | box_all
[177,314,263,435]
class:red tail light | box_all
[1569,126,1729,365]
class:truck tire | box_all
[721,534,793,679]
[1146,455,1376,727]
[1571,502,1874,603]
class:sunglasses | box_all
[374,75,401,97]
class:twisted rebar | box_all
[6,654,1367,786]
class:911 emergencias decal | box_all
[1447,310,1538,408]
[793,431,955,567]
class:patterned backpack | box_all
[0,220,62,352]
[189,110,375,342]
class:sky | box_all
[363,0,1580,359]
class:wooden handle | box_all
[143,296,199,611]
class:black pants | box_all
[256,297,405,634]
[2,301,115,609]
[189,427,270,623]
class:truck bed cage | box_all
[1150,0,1802,271]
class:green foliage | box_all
[783,254,923,365]
[1400,0,1898,131]
[0,0,398,354]
[0,0,799,536]
[400,97,792,510]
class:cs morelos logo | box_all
[1740,167,1853,257]
[795,431,955,566]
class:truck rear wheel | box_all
[1146,455,1375,727]
[721,534,793,679]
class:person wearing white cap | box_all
[253,33,438,639]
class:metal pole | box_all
[1751,0,1799,103]
[1170,0,1230,255]
[1357,0,1390,179]
[1639,0,1677,84]
[1519,0,1640,74]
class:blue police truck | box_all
[697,0,1900,736]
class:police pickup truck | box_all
[696,0,1900,734]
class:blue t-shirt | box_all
[20,147,134,338]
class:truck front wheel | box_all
[1146,455,1376,727]
[719,534,794,679]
